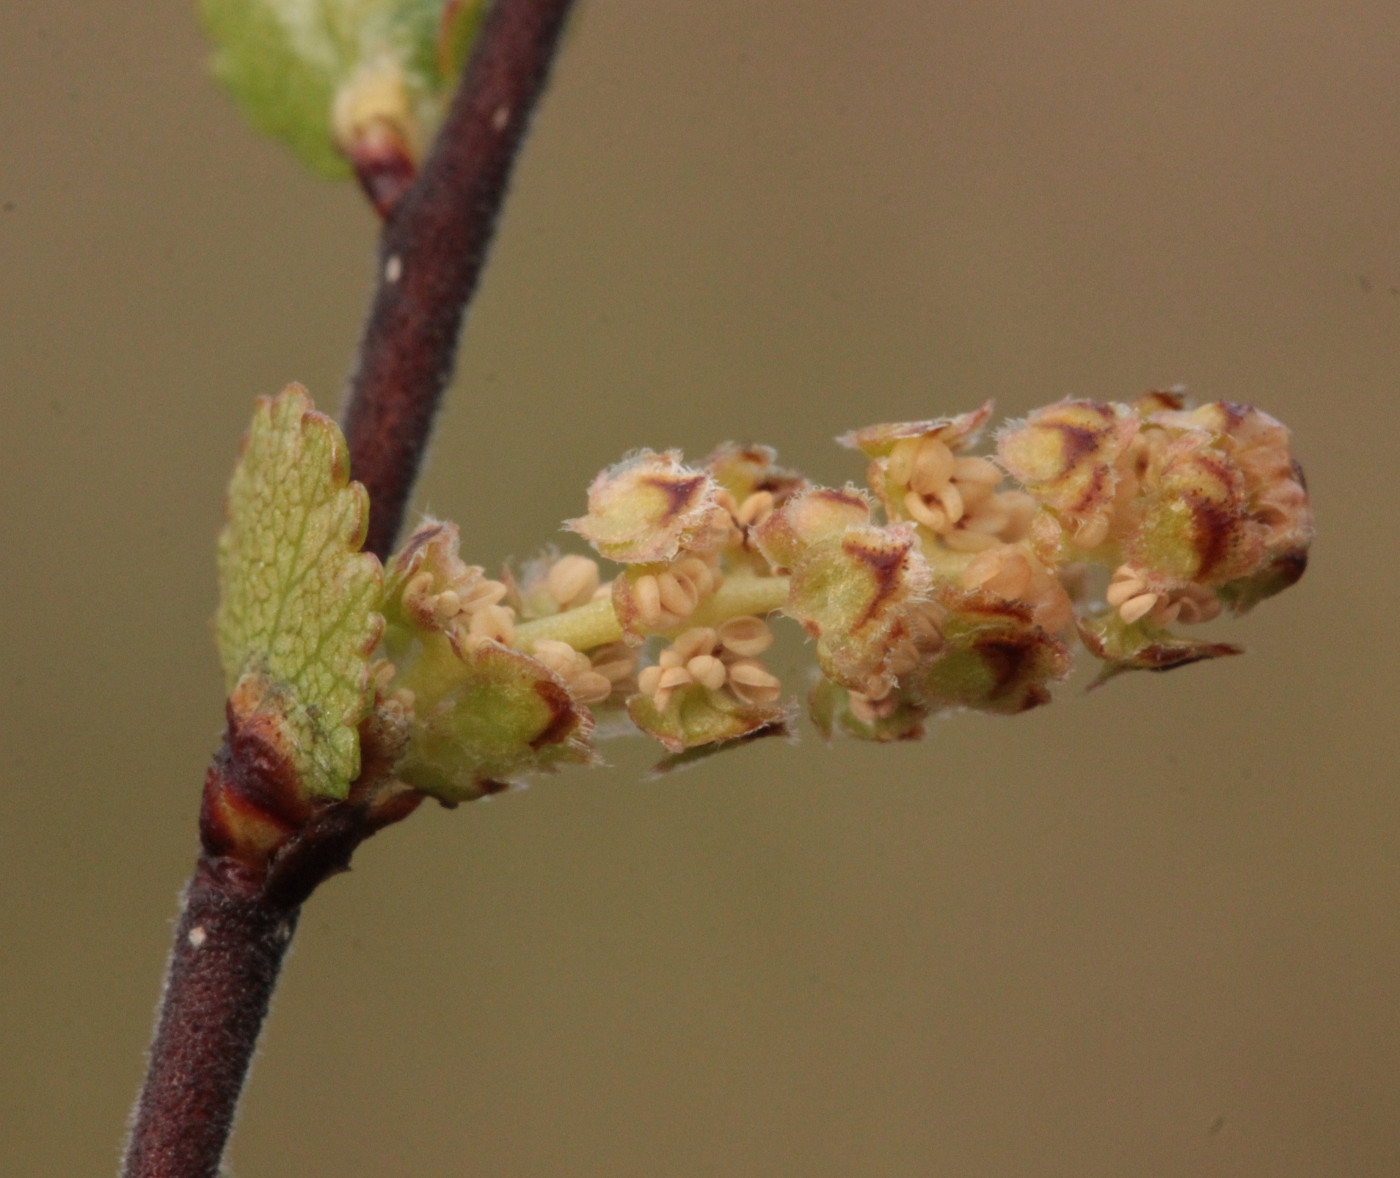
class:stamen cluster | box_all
[368,393,1311,797]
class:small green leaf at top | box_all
[216,385,384,800]
[199,0,481,177]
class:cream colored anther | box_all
[1172,588,1222,625]
[671,627,718,662]
[1072,515,1111,550]
[531,639,612,704]
[631,559,720,631]
[952,456,1002,488]
[1105,565,1149,608]
[942,527,1000,553]
[735,491,775,527]
[1118,592,1159,624]
[675,556,718,597]
[904,491,949,532]
[909,438,957,495]
[465,603,516,645]
[589,642,638,684]
[726,658,782,704]
[461,575,509,611]
[657,571,697,616]
[716,616,773,657]
[641,662,692,710]
[657,666,692,692]
[633,574,663,626]
[546,555,601,609]
[940,481,965,524]
[848,690,900,726]
[963,547,1033,600]
[686,654,728,690]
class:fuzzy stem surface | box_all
[121,862,297,1178]
[127,2,580,1172]
[343,0,579,560]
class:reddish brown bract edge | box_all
[348,125,419,220]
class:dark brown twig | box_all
[121,863,298,1178]
[343,0,579,560]
[123,3,577,1174]
[123,698,421,1178]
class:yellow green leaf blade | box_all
[216,385,384,800]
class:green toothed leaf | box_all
[216,385,384,800]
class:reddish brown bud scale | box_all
[568,451,727,564]
[199,692,314,868]
[348,123,420,220]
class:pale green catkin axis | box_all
[513,572,791,653]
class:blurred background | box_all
[2,3,1396,1175]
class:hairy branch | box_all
[343,0,579,560]
[124,3,578,1174]
[121,863,298,1178]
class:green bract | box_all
[200,0,479,177]
[394,640,594,803]
[1076,611,1240,684]
[910,595,1071,715]
[567,450,723,564]
[216,385,384,799]
[627,682,787,754]
[376,519,597,803]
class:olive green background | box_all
[2,3,1396,1175]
